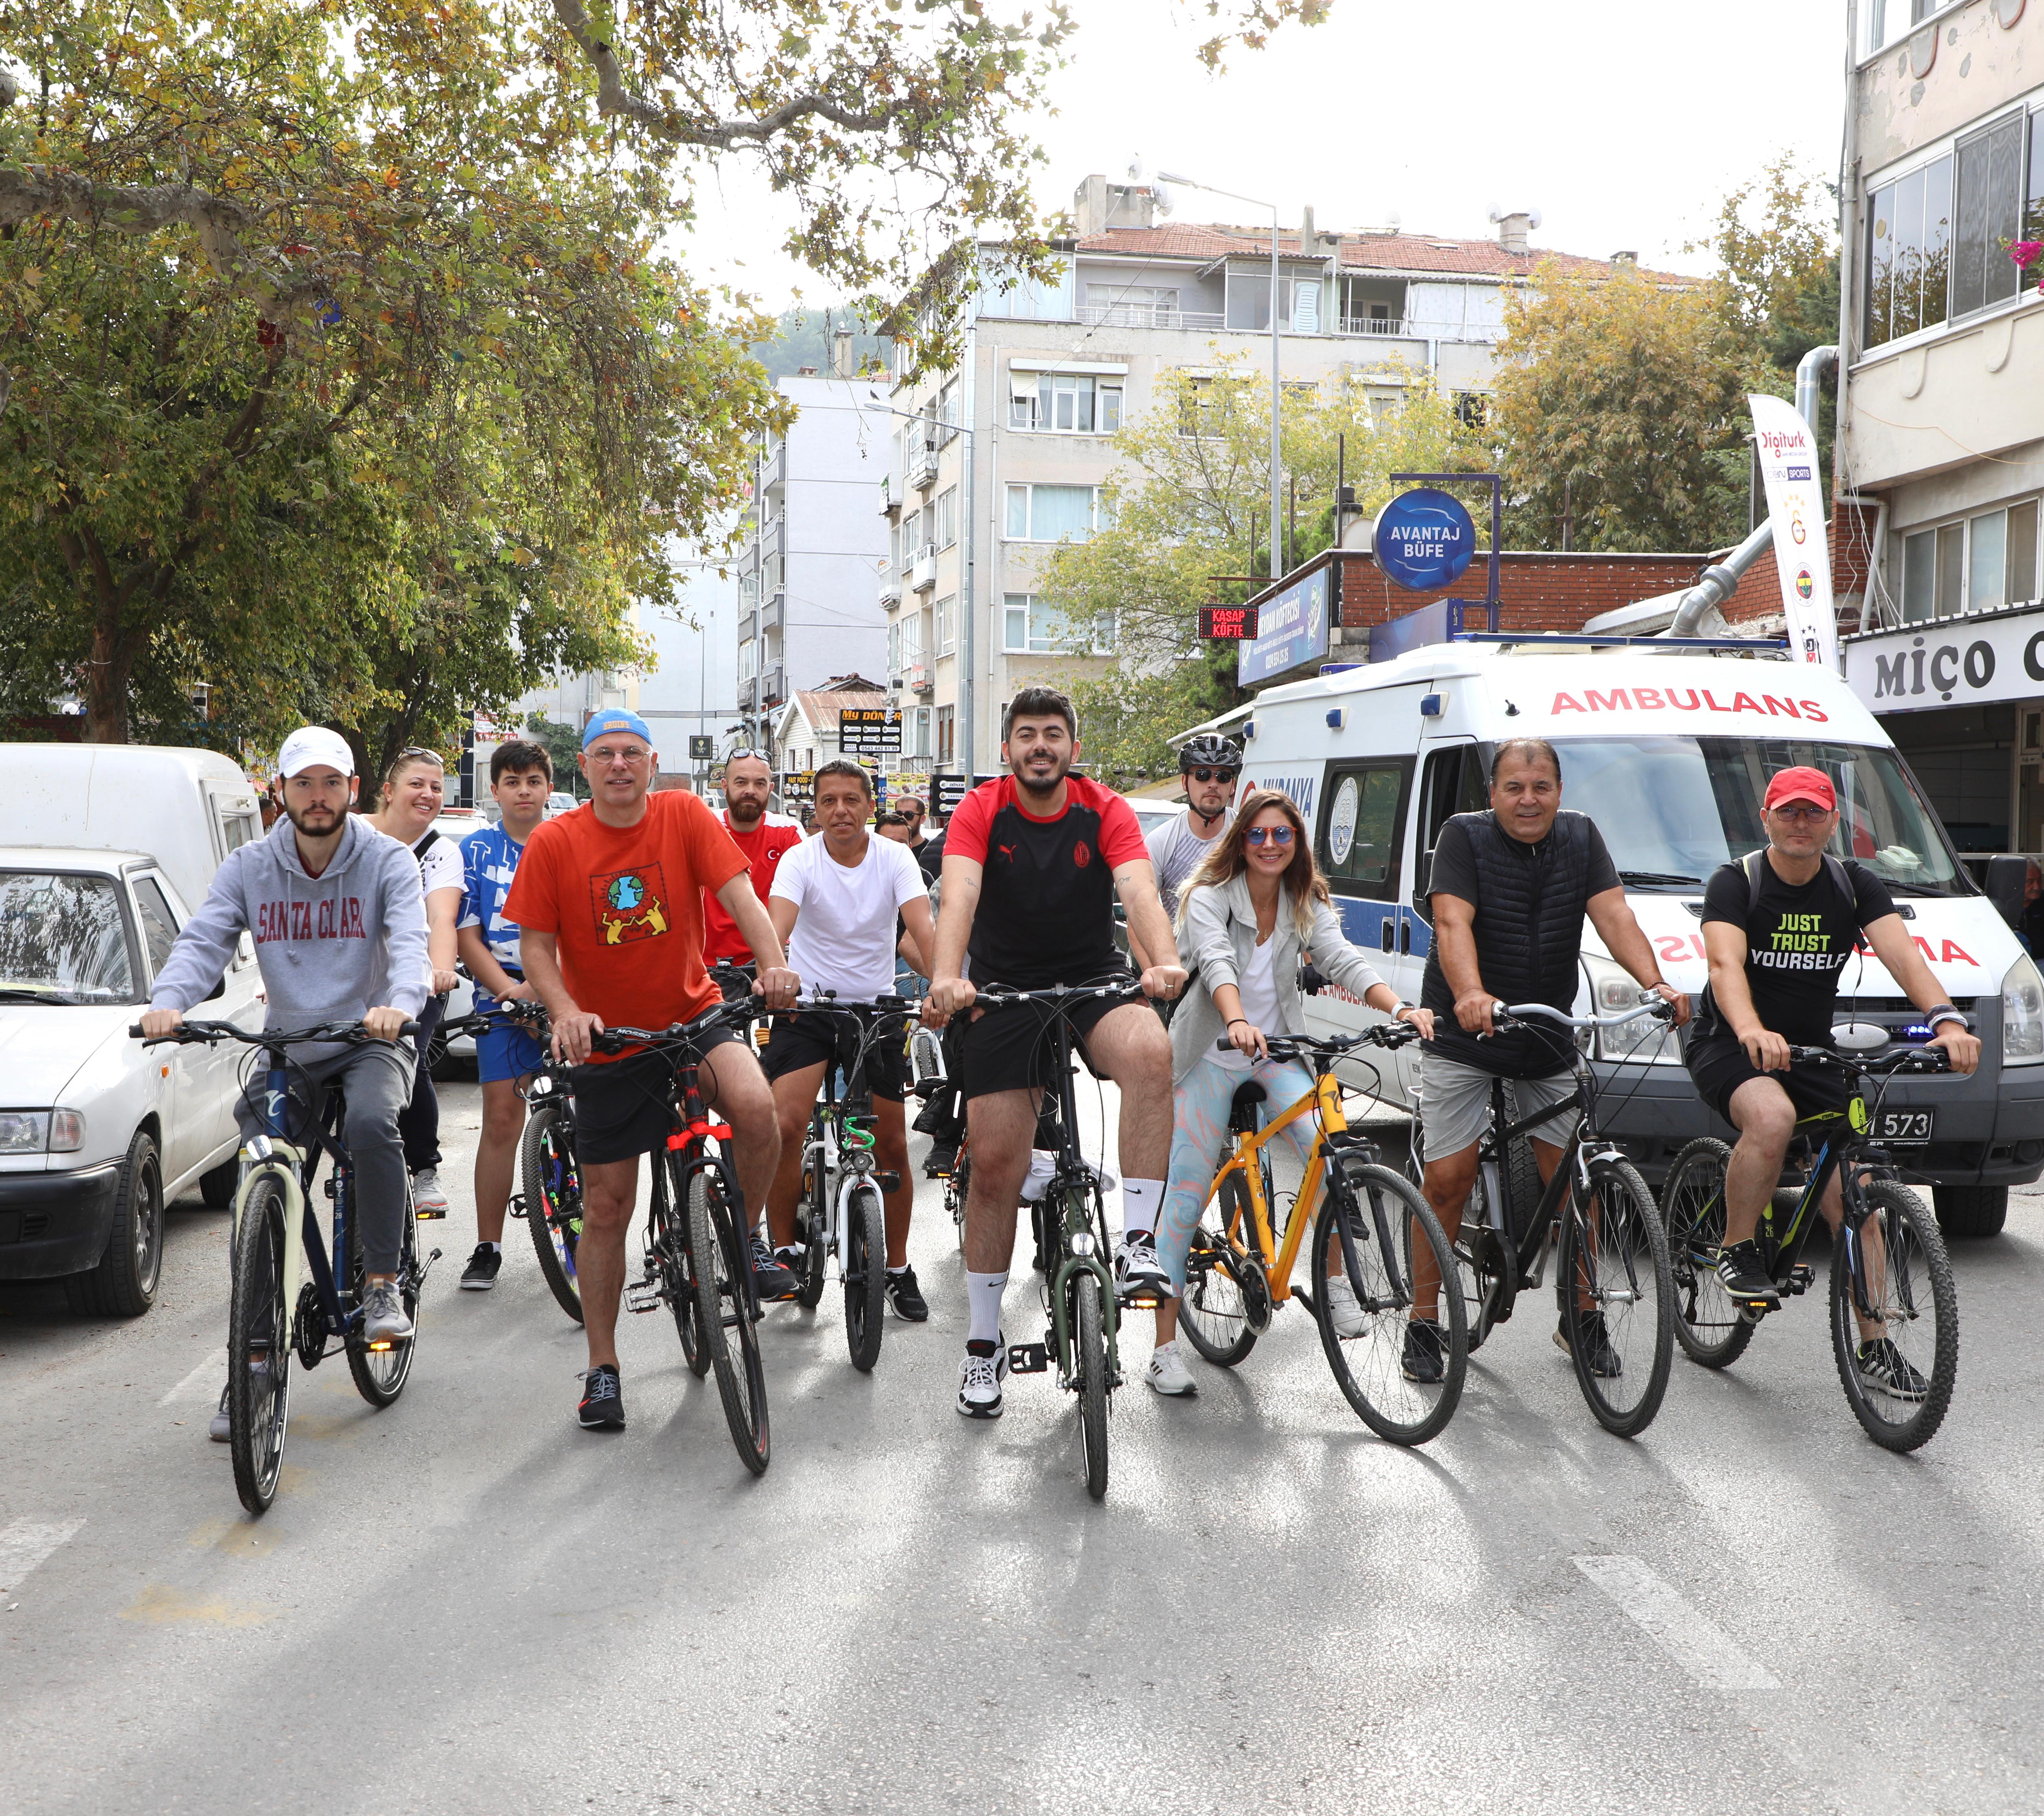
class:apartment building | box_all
[877,173,1658,780]
[1834,0,2044,850]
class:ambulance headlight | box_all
[2002,953,2044,1064]
[1582,956,1679,1065]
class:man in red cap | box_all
[1686,764,1980,1393]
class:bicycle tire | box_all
[1074,1269,1110,1502]
[229,1174,294,1516]
[519,1101,585,1324]
[1831,1180,1957,1452]
[948,1145,970,1253]
[1179,1174,1258,1368]
[843,1182,887,1372]
[687,1160,771,1474]
[653,1152,708,1375]
[795,1124,828,1311]
[345,1170,419,1408]
[1559,1157,1674,1437]
[1660,1138,1755,1369]
[1312,1159,1467,1445]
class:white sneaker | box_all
[1020,1154,1121,1202]
[1323,1275,1368,1338]
[1114,1230,1170,1300]
[1146,1341,1198,1397]
[410,1167,449,1217]
[362,1280,416,1345]
[956,1336,1008,1419]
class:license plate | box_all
[1874,1108,1934,1145]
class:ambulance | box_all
[1184,634,2044,1234]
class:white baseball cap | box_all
[276,726,356,779]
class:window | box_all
[1225,267,1292,332]
[977,262,1073,321]
[1004,484,1104,542]
[131,876,180,979]
[1410,746,1488,920]
[1015,373,1123,434]
[1083,283,1181,325]
[1316,762,1411,901]
[1952,113,2024,319]
[1902,499,2042,620]
[2027,112,2044,294]
[934,593,954,654]
[887,621,902,675]
[901,612,923,667]
[937,706,955,764]
[1003,593,1114,654]
[913,707,933,759]
[738,638,757,682]
[1178,377,1223,438]
[1866,0,1954,56]
[935,487,958,548]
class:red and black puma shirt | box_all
[944,775,1148,989]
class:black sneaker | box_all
[1554,1310,1622,1378]
[1855,1336,1930,1402]
[1715,1240,1780,1305]
[1402,1318,1446,1384]
[459,1244,502,1291]
[911,1096,950,1137]
[578,1363,625,1430]
[887,1265,930,1321]
[924,1137,960,1178]
[749,1235,797,1300]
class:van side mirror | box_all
[1985,854,2030,932]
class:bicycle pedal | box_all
[508,1194,528,1221]
[624,1278,663,1315]
[1785,1264,1814,1296]
[414,1205,447,1221]
[1007,1342,1050,1374]
[878,1171,902,1193]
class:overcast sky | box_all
[676,0,1850,311]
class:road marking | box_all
[1572,1554,1781,1691]
[160,1349,227,1405]
[0,1518,84,1591]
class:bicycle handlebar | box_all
[1786,1042,1952,1075]
[590,995,758,1055]
[975,980,1145,1008]
[129,1018,421,1046]
[787,992,920,1014]
[1214,1019,1420,1057]
[1493,998,1673,1032]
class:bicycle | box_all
[607,1000,772,1474]
[975,980,1140,1502]
[1659,1036,1958,1452]
[1179,1022,1468,1445]
[1421,1000,1678,1439]
[131,1018,435,1515]
[779,994,917,1369]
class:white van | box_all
[1193,636,2044,1236]
[0,744,268,1311]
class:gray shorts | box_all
[1414,1051,1579,1163]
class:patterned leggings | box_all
[1157,1055,1318,1293]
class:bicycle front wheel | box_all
[1312,1160,1467,1445]
[1559,1158,1674,1437]
[843,1182,886,1372]
[1831,1180,1957,1452]
[653,1153,708,1376]
[1073,1270,1110,1502]
[229,1174,294,1515]
[1179,1172,1258,1368]
[687,1159,771,1475]
[794,1126,827,1312]
[519,1101,585,1324]
[1660,1138,1754,1369]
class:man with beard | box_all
[923,687,1187,1419]
[701,749,805,976]
[140,726,432,1439]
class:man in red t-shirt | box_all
[701,750,805,974]
[508,710,799,1432]
[923,686,1186,1420]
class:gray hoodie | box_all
[151,812,431,1039]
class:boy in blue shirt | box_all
[455,739,555,1289]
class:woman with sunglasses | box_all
[1143,788,1433,1397]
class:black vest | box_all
[1420,809,1600,1076]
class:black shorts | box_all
[1685,1032,1850,1129]
[760,1008,910,1103]
[957,978,1134,1103]
[570,1026,746,1165]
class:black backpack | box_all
[1742,847,1851,914]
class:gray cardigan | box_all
[1170,874,1388,1083]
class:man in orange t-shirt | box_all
[508,709,799,1432]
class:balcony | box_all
[758,441,786,492]
[1338,315,1408,338]
[760,665,785,707]
[878,568,902,607]
[757,514,785,564]
[878,474,899,518]
[1076,303,1224,332]
[906,663,932,694]
[909,544,938,593]
[908,439,940,490]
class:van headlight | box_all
[2003,953,2044,1064]
[1582,957,1679,1065]
[0,1111,49,1153]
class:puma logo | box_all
[996,843,1017,862]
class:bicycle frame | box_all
[237,1056,361,1362]
[1037,1008,1122,1390]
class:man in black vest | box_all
[1409,738,1687,1379]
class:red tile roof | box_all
[790,688,889,730]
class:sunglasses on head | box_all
[1189,767,1238,784]
[1245,825,1295,847]
[725,749,771,767]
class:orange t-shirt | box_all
[504,791,748,1062]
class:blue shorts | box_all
[478,1020,547,1084]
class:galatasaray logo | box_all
[1789,510,1808,545]
[1795,566,1815,601]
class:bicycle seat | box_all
[1230,1081,1268,1112]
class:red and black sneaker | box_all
[578,1363,625,1430]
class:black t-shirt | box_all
[1698,853,1898,1047]
[911,833,943,885]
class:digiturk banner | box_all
[1749,392,1838,672]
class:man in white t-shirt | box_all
[762,759,937,1319]
[1146,735,1243,923]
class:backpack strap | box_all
[1744,848,1853,912]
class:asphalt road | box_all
[4,1074,2044,1815]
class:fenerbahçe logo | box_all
[1795,566,1815,601]
[591,864,670,947]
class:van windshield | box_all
[1553,737,1968,897]
[0,872,138,1002]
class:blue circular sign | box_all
[1373,487,1477,591]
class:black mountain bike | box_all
[1660,1037,1958,1452]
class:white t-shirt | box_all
[1147,806,1224,922]
[771,833,928,999]
[411,830,463,901]
[1211,933,1280,1074]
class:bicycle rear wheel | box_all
[1559,1157,1674,1437]
[1660,1138,1755,1369]
[687,1158,771,1474]
[229,1175,294,1515]
[1179,1172,1259,1367]
[1073,1269,1110,1501]
[519,1101,585,1324]
[844,1182,886,1371]
[1313,1159,1467,1445]
[1831,1180,1957,1452]
[794,1124,827,1311]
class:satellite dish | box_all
[1152,181,1175,216]
[1386,210,1402,233]
[1528,207,1543,231]
[1127,153,1146,182]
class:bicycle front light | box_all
[2003,952,2044,1064]
[1582,957,1678,1065]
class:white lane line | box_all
[0,1518,84,1592]
[1573,1554,1781,1691]
[159,1349,228,1405]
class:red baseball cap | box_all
[1764,766,1836,813]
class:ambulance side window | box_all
[1411,746,1489,922]
[1316,760,1411,902]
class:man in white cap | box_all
[141,726,433,1439]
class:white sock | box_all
[485,1242,501,1254]
[1018,1149,1057,1203]
[887,1263,909,1277]
[966,1270,1008,1346]
[1121,1178,1164,1238]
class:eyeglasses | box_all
[588,746,650,767]
[1189,768,1239,784]
[1770,803,1832,823]
[1244,825,1295,847]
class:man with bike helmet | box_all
[1148,735,1243,923]
[139,725,433,1437]
[1686,766,1978,1385]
